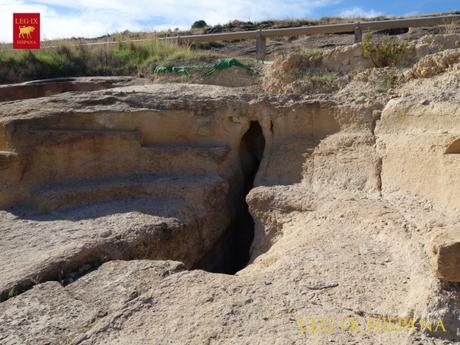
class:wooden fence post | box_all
[256,30,266,60]
[354,23,363,43]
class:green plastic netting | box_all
[153,58,254,77]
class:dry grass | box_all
[442,19,460,34]
[0,39,222,84]
[1,12,458,83]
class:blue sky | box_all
[315,0,458,17]
[1,0,458,42]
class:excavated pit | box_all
[0,76,145,102]
[197,121,265,274]
[0,111,267,299]
[3,32,460,343]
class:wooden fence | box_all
[161,14,460,59]
[34,14,460,59]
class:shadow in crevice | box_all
[445,138,460,154]
[199,121,265,274]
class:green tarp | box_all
[154,58,254,76]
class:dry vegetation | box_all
[0,39,223,84]
[0,12,459,84]
[362,33,408,67]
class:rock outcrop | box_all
[1,35,460,345]
[432,227,460,282]
[0,76,145,102]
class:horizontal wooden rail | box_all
[33,14,460,59]
[160,14,460,59]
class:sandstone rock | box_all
[431,226,460,282]
[321,43,373,74]
[405,48,460,79]
[413,34,460,60]
[262,45,374,95]
[0,76,145,102]
[0,260,185,345]
[1,37,460,344]
[376,95,460,215]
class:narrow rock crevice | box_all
[1,258,103,302]
[198,121,265,275]
[1,121,266,301]
[372,110,383,193]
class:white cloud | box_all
[339,7,383,18]
[0,0,340,42]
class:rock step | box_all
[32,173,226,212]
[0,151,18,170]
[0,196,189,301]
[0,76,142,102]
[22,129,142,181]
[30,128,141,145]
[0,151,18,162]
[140,144,230,174]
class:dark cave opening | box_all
[197,121,265,275]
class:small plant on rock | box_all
[7,287,18,299]
[377,71,398,92]
[442,20,459,34]
[362,33,407,67]
[299,47,324,61]
[309,71,337,86]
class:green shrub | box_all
[377,72,398,92]
[362,33,407,67]
[192,20,207,29]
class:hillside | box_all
[1,12,459,84]
[0,12,460,345]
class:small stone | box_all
[431,226,460,282]
[420,99,430,105]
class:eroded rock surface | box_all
[432,226,460,282]
[1,35,460,345]
[0,76,145,102]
